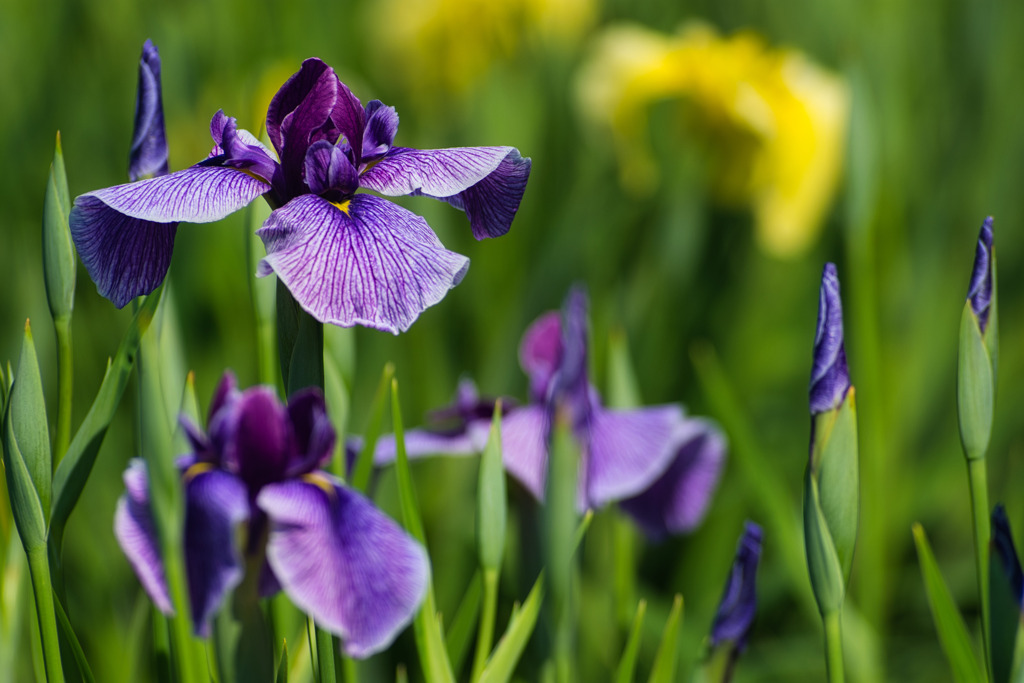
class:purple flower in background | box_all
[115,372,428,657]
[710,522,762,652]
[992,504,1023,606]
[967,216,995,333]
[71,57,531,333]
[370,287,726,537]
[129,40,169,181]
[809,263,850,414]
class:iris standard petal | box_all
[221,387,295,492]
[129,40,169,181]
[114,459,173,613]
[257,478,429,658]
[500,405,549,500]
[362,100,399,160]
[266,58,340,158]
[183,468,249,636]
[359,146,531,239]
[584,404,686,508]
[617,418,727,538]
[519,311,563,403]
[284,388,336,477]
[257,194,470,333]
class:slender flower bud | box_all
[958,217,997,461]
[804,263,859,618]
[129,40,169,181]
[710,522,762,656]
[967,217,995,333]
[42,133,76,323]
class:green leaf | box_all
[2,398,46,550]
[647,594,683,683]
[42,132,76,323]
[911,524,984,683]
[276,642,289,683]
[614,600,646,683]
[478,574,544,683]
[803,472,845,616]
[50,290,160,552]
[958,302,994,461]
[8,321,51,518]
[811,393,860,579]
[445,571,482,674]
[350,363,394,493]
[171,371,200,457]
[54,596,96,683]
[323,351,350,479]
[606,328,642,409]
[478,403,507,572]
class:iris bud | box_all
[958,217,997,461]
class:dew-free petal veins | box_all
[183,469,249,636]
[257,194,470,333]
[438,149,532,239]
[114,459,173,613]
[258,479,429,658]
[809,262,850,414]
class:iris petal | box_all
[499,405,549,500]
[257,478,428,658]
[129,40,168,181]
[372,425,484,466]
[359,146,531,239]
[113,459,172,614]
[183,469,249,636]
[257,194,470,334]
[617,418,727,538]
[518,312,562,403]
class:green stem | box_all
[967,456,992,679]
[314,622,337,683]
[341,654,358,683]
[823,610,844,683]
[470,569,499,682]
[52,316,72,467]
[26,545,64,683]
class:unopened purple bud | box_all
[129,40,169,181]
[967,217,994,333]
[809,263,850,414]
[992,504,1023,606]
[710,521,762,652]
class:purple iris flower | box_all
[129,40,169,181]
[809,263,850,414]
[992,504,1024,606]
[114,371,428,657]
[710,522,762,652]
[71,57,531,333]
[967,216,995,333]
[369,288,726,537]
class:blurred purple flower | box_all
[370,287,726,537]
[809,262,850,414]
[992,504,1023,606]
[710,521,762,652]
[129,40,168,181]
[71,57,531,333]
[115,371,427,657]
[967,216,995,333]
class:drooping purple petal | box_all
[618,418,727,538]
[519,312,563,403]
[114,459,172,613]
[710,521,763,652]
[809,263,850,414]
[284,388,336,477]
[967,216,995,333]
[359,146,530,239]
[258,477,429,658]
[69,196,177,308]
[304,141,359,201]
[183,468,249,636]
[992,504,1024,606]
[257,193,470,333]
[372,424,485,467]
[129,40,169,181]
[209,111,280,186]
[499,405,549,500]
[583,404,687,509]
[361,100,399,161]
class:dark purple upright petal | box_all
[114,459,173,613]
[499,404,549,500]
[359,146,530,239]
[992,504,1024,605]
[583,404,687,509]
[257,477,428,658]
[183,468,249,636]
[208,371,240,426]
[218,387,296,493]
[967,217,995,333]
[618,418,726,538]
[551,286,591,427]
[519,312,563,403]
[304,141,359,201]
[710,522,763,652]
[809,263,850,414]
[361,100,399,161]
[256,193,470,333]
[129,40,169,181]
[284,388,336,477]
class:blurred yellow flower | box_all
[370,0,595,96]
[577,23,850,257]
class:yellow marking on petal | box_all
[301,472,338,498]
[331,200,351,215]
[183,462,217,483]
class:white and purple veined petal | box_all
[114,459,173,614]
[359,146,531,240]
[967,216,995,333]
[129,40,168,181]
[257,477,429,658]
[70,166,270,307]
[617,418,727,538]
[256,193,470,334]
[710,522,763,652]
[809,262,850,414]
[182,468,250,636]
